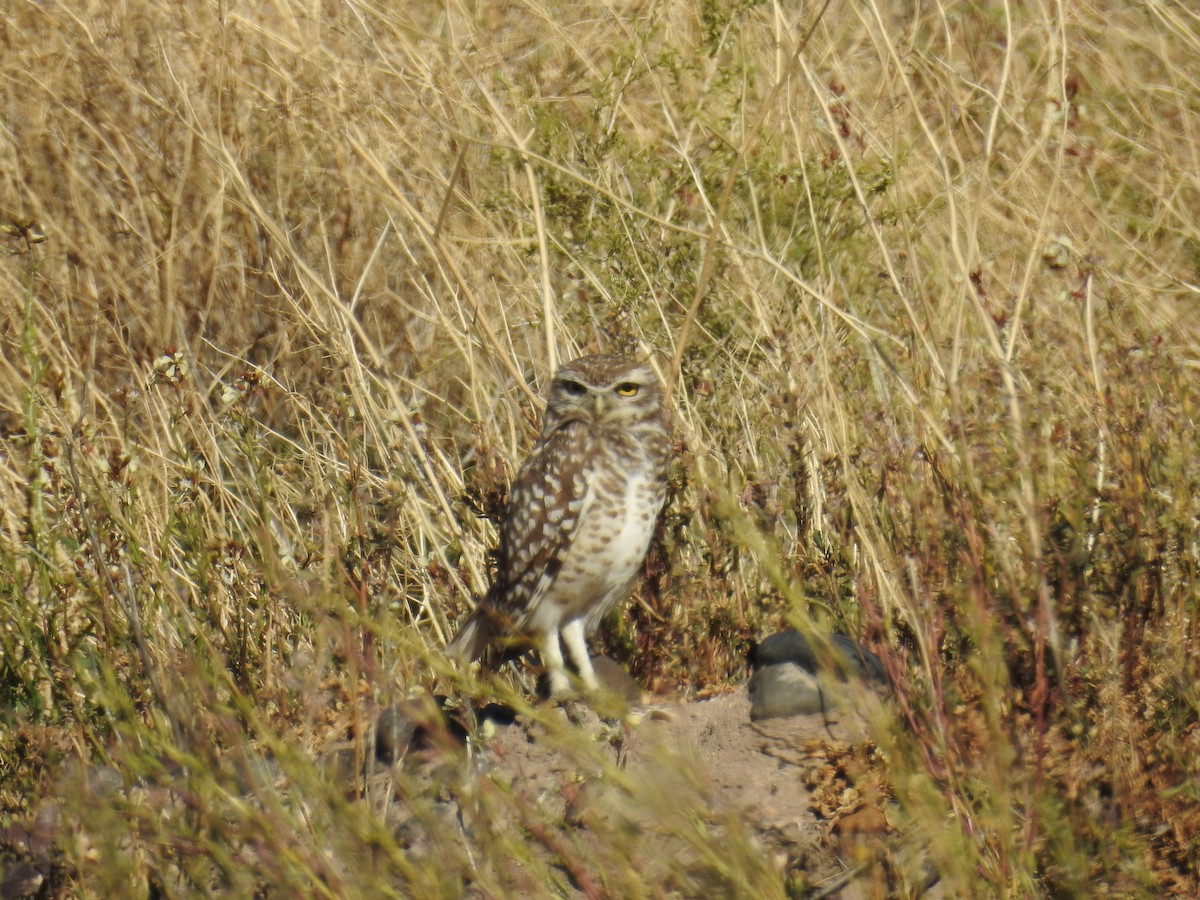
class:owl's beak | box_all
[593,393,608,418]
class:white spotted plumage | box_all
[447,354,670,695]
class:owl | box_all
[448,354,671,696]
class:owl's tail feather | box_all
[446,608,496,663]
[447,604,531,672]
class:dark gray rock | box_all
[748,662,825,720]
[753,630,886,683]
[0,860,44,899]
[375,695,466,765]
[375,702,420,765]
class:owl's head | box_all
[542,354,664,431]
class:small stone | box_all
[375,703,419,765]
[0,860,44,899]
[748,663,825,720]
[375,695,465,765]
[591,654,642,707]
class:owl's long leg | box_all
[542,629,573,696]
[561,618,598,691]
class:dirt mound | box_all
[375,682,932,898]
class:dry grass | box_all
[1,0,1198,895]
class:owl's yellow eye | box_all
[615,383,640,397]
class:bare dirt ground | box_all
[372,678,934,898]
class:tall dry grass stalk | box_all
[2,0,1198,895]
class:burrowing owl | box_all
[448,354,671,696]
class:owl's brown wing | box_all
[446,425,595,661]
[490,424,596,618]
